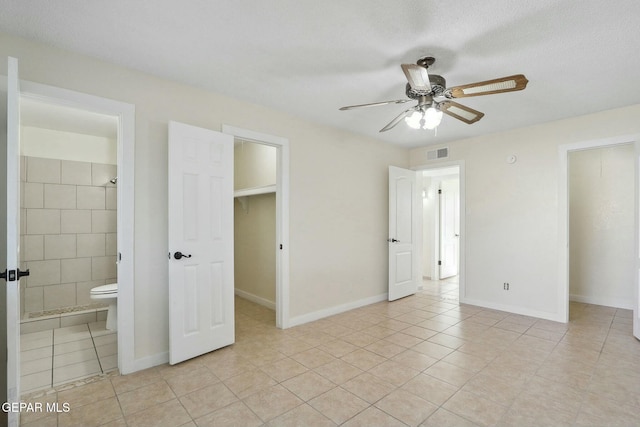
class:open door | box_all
[388,166,419,301]
[2,57,23,427]
[168,121,235,364]
[635,142,640,340]
[439,179,460,279]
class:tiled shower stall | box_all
[20,156,117,331]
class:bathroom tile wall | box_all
[20,156,118,318]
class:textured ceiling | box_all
[2,0,639,148]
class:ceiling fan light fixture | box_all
[423,105,443,130]
[404,106,443,130]
[404,111,423,129]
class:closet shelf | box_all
[234,185,276,213]
[234,185,276,198]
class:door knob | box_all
[387,238,399,243]
[0,268,29,281]
[173,251,192,260]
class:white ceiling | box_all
[2,0,639,148]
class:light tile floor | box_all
[20,278,640,426]
[21,321,118,394]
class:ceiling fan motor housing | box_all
[405,74,447,99]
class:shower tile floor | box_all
[21,321,118,393]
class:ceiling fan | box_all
[339,56,528,132]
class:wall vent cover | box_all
[426,147,449,160]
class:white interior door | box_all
[3,56,22,427]
[388,166,419,301]
[635,142,640,340]
[168,121,235,365]
[439,179,459,279]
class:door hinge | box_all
[438,260,442,266]
[1,268,30,282]
[438,189,442,194]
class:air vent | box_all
[426,147,449,160]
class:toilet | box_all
[90,283,118,331]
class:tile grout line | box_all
[88,322,105,375]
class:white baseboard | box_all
[569,294,634,310]
[132,351,169,373]
[289,293,388,327]
[235,288,275,310]
[460,297,565,323]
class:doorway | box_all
[233,139,277,322]
[559,135,640,338]
[18,98,120,393]
[12,78,135,398]
[421,166,461,282]
[222,125,290,329]
[568,143,635,311]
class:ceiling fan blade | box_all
[379,107,417,132]
[448,74,528,98]
[339,99,411,111]
[401,64,431,92]
[440,101,485,124]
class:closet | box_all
[234,140,277,310]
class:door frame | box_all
[558,134,640,331]
[412,160,466,301]
[421,170,459,280]
[19,79,136,374]
[222,125,290,329]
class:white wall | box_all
[235,193,276,306]
[411,104,640,321]
[234,140,276,190]
[569,144,635,308]
[1,33,409,364]
[21,126,117,164]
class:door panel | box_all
[388,166,419,301]
[439,179,460,279]
[168,121,234,365]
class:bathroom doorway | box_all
[18,98,120,393]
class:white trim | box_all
[6,57,21,427]
[558,134,640,326]
[412,160,466,302]
[234,288,275,310]
[222,125,291,329]
[569,294,634,310]
[289,293,388,327]
[133,352,169,372]
[18,80,137,375]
